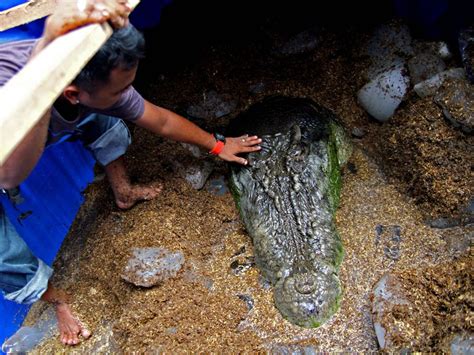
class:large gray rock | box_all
[414,68,466,98]
[122,247,184,287]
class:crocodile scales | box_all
[228,96,352,327]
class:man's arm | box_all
[135,100,261,165]
[0,37,56,189]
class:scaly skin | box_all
[229,96,351,327]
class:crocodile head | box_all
[229,96,348,327]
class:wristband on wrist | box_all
[209,133,226,155]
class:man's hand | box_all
[218,134,262,165]
[43,0,132,44]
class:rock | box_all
[450,334,474,355]
[1,307,57,353]
[249,82,266,94]
[364,21,412,83]
[351,127,366,138]
[458,26,474,83]
[229,256,255,276]
[358,66,410,122]
[426,217,461,229]
[187,90,237,119]
[412,40,452,60]
[371,274,411,350]
[375,224,402,261]
[270,345,317,355]
[173,160,214,190]
[205,175,229,195]
[413,68,466,97]
[408,53,446,85]
[122,247,184,287]
[437,224,474,257]
[87,323,119,353]
[366,55,405,82]
[180,142,202,158]
[237,294,254,311]
[275,28,319,56]
[365,21,414,60]
[434,78,474,134]
[166,327,178,335]
[437,42,452,60]
[371,258,472,351]
[183,266,214,290]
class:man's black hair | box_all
[73,25,145,91]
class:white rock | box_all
[437,42,452,59]
[358,66,410,122]
[414,68,466,97]
[366,55,406,81]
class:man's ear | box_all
[63,85,81,104]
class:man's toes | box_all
[81,326,91,339]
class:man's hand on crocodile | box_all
[219,134,262,165]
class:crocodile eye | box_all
[257,146,272,160]
[286,144,309,173]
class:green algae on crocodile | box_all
[228,96,352,327]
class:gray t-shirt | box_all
[0,39,145,144]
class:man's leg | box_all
[0,206,90,345]
[75,115,162,209]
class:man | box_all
[0,0,261,346]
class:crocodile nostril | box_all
[294,273,317,294]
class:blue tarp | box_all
[0,142,96,350]
[0,0,171,350]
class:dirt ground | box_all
[26,2,472,353]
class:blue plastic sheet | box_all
[0,141,96,350]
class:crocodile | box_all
[228,96,352,327]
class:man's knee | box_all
[78,115,132,166]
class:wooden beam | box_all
[0,0,56,32]
[0,0,140,165]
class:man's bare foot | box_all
[41,283,91,345]
[114,182,163,209]
[56,303,91,345]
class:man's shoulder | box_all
[0,39,37,86]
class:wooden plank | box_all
[0,0,140,165]
[0,0,56,32]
